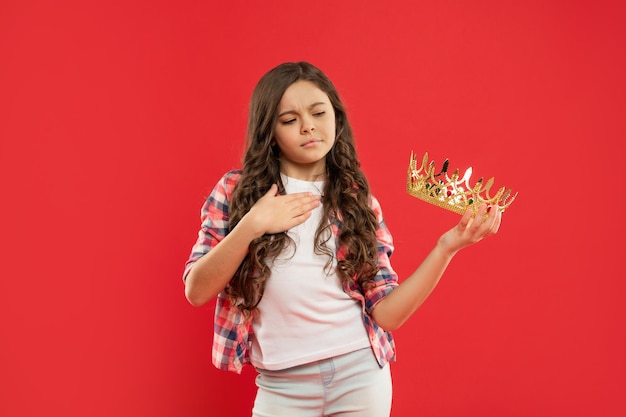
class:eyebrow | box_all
[277,102,327,118]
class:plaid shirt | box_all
[184,170,399,374]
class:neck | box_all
[279,161,326,182]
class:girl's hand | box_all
[241,184,322,237]
[438,203,502,256]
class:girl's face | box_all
[273,80,336,181]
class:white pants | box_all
[252,347,392,417]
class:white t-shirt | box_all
[250,175,371,370]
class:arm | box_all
[185,183,321,307]
[371,203,501,331]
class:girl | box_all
[183,62,501,417]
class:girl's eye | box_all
[313,111,325,117]
[281,119,296,125]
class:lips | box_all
[301,139,321,147]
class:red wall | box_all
[1,1,625,416]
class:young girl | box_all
[183,61,501,417]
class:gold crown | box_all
[407,151,517,215]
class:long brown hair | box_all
[227,62,379,317]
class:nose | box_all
[301,117,315,134]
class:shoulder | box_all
[221,169,243,189]
[368,193,384,218]
[212,169,243,198]
[202,170,243,212]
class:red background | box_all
[1,1,625,416]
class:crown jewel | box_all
[407,151,517,215]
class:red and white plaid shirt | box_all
[184,170,399,373]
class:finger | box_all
[468,203,488,231]
[286,208,315,228]
[263,183,279,198]
[278,198,321,232]
[288,194,321,219]
[477,203,489,219]
[298,193,322,208]
[458,206,474,230]
[486,205,502,233]
[489,208,502,234]
[288,191,320,203]
[281,192,321,209]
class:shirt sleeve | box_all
[362,194,400,315]
[182,170,241,281]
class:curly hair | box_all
[226,62,379,318]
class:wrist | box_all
[436,233,461,259]
[235,213,265,241]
